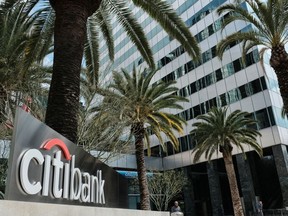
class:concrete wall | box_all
[0,200,170,216]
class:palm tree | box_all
[27,0,201,143]
[216,0,288,113]
[0,1,36,99]
[96,67,188,210]
[0,0,53,74]
[0,1,51,123]
[191,107,262,216]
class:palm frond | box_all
[191,107,262,162]
[103,0,155,69]
[217,31,263,60]
[132,0,200,61]
[95,4,114,61]
[217,3,268,36]
[84,16,99,86]
[96,67,187,157]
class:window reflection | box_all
[160,106,276,157]
[178,77,267,121]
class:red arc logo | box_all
[42,138,71,160]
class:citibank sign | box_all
[5,108,128,207]
[19,138,105,204]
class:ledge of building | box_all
[0,200,169,216]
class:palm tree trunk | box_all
[270,45,288,114]
[132,122,150,210]
[45,0,101,143]
[223,153,244,216]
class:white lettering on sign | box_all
[20,149,44,195]
[19,148,105,204]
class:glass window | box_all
[229,40,238,49]
[233,59,243,72]
[146,127,153,136]
[185,110,190,120]
[227,88,240,104]
[214,19,222,31]
[208,24,214,36]
[223,12,231,20]
[270,106,287,128]
[185,61,194,73]
[250,79,262,93]
[189,137,196,150]
[215,69,223,81]
[205,101,210,111]
[162,76,168,83]
[209,97,217,109]
[184,110,189,121]
[179,111,186,120]
[160,145,165,157]
[246,52,255,66]
[189,108,193,120]
[211,46,217,58]
[150,146,160,157]
[216,96,222,107]
[166,142,174,156]
[195,34,201,43]
[179,46,185,55]
[267,107,276,126]
[202,49,212,63]
[246,50,260,65]
[180,136,189,152]
[180,87,188,97]
[206,72,216,86]
[246,113,257,130]
[200,28,209,41]
[157,61,163,70]
[239,85,248,98]
[176,66,184,78]
[167,72,175,82]
[220,93,227,106]
[190,82,197,94]
[223,62,235,78]
[253,50,260,62]
[200,103,207,114]
[255,108,270,129]
[245,83,253,96]
[260,77,267,90]
[196,77,206,90]
[193,105,201,117]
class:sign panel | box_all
[5,108,128,208]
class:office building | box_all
[99,0,288,215]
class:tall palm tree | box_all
[216,0,288,113]
[27,0,201,143]
[96,67,188,210]
[191,107,262,216]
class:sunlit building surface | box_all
[99,0,288,215]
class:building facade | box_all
[99,0,288,215]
